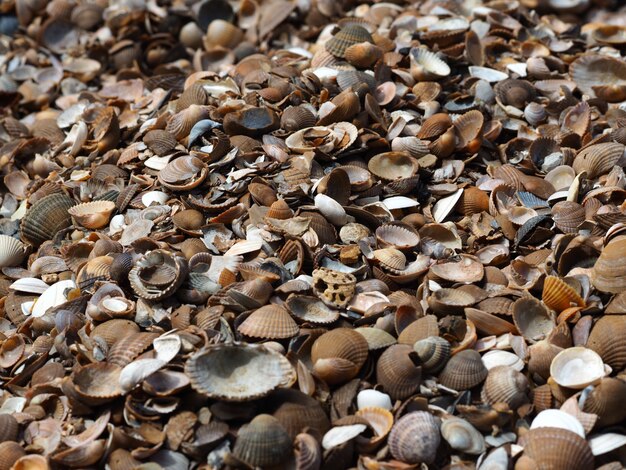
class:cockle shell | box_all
[129,250,189,301]
[325,25,374,58]
[481,366,529,409]
[440,417,485,455]
[591,237,626,294]
[158,156,208,191]
[542,276,585,313]
[572,143,625,179]
[586,315,626,370]
[375,344,421,400]
[438,349,487,390]
[388,411,440,465]
[233,414,292,468]
[0,235,27,267]
[238,304,299,339]
[518,427,594,470]
[345,42,383,68]
[550,346,605,389]
[20,193,75,246]
[410,47,450,81]
[570,54,626,101]
[512,296,555,342]
[368,152,419,181]
[311,328,368,385]
[68,201,116,229]
[413,336,450,374]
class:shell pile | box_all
[1,0,626,468]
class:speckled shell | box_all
[325,25,374,58]
[388,411,440,465]
[519,427,594,470]
[587,315,626,370]
[20,193,75,246]
[438,350,487,390]
[375,344,421,400]
[185,343,296,401]
[480,366,530,409]
[233,414,292,467]
[311,328,368,385]
[238,304,299,339]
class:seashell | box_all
[398,315,439,345]
[0,235,27,267]
[572,142,625,179]
[413,336,450,374]
[542,276,585,313]
[90,319,140,347]
[430,255,484,284]
[591,237,626,294]
[375,344,421,400]
[71,362,123,404]
[410,47,450,81]
[417,113,452,139]
[570,54,626,101]
[311,328,368,385]
[223,107,280,137]
[464,308,516,336]
[0,414,19,442]
[158,156,208,191]
[280,106,316,133]
[166,105,210,140]
[357,389,393,411]
[129,250,188,301]
[391,136,430,158]
[368,152,419,181]
[314,194,347,226]
[355,327,396,350]
[519,427,594,470]
[185,342,296,401]
[481,366,529,409]
[344,42,383,68]
[266,199,293,220]
[586,315,626,370]
[325,25,374,59]
[551,201,585,234]
[177,82,208,112]
[482,350,524,372]
[582,377,626,428]
[375,223,420,251]
[512,297,555,342]
[453,110,483,152]
[268,389,331,440]
[294,433,322,470]
[51,439,106,467]
[68,201,116,229]
[143,129,178,156]
[550,346,605,390]
[373,248,406,271]
[0,442,25,470]
[205,19,243,48]
[355,407,394,451]
[228,279,273,310]
[11,454,49,470]
[172,209,205,232]
[524,102,547,126]
[238,304,299,339]
[76,256,112,291]
[438,349,488,390]
[545,165,576,191]
[0,334,25,369]
[440,417,485,455]
[97,297,135,320]
[285,295,340,324]
[494,78,536,109]
[233,414,292,468]
[455,187,489,216]
[428,288,476,316]
[20,193,74,246]
[388,411,440,465]
[312,268,356,309]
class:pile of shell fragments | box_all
[2,0,626,467]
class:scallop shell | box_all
[311,328,368,385]
[280,106,316,133]
[0,235,27,267]
[572,142,625,179]
[90,319,140,347]
[71,362,123,404]
[582,377,626,428]
[519,427,594,470]
[570,54,626,100]
[375,344,421,400]
[391,136,430,158]
[143,129,178,156]
[542,276,585,313]
[388,411,440,465]
[438,349,488,390]
[285,295,340,324]
[129,249,189,301]
[108,332,160,367]
[550,346,605,389]
[456,187,489,215]
[551,201,585,234]
[233,414,292,468]
[176,82,208,112]
[375,223,420,250]
[368,152,419,181]
[0,442,25,469]
[481,365,529,409]
[158,156,208,191]
[76,255,112,291]
[51,439,106,467]
[413,336,450,374]
[373,248,407,271]
[454,110,483,151]
[512,296,555,342]
[0,414,19,442]
[68,201,116,229]
[591,237,626,294]
[20,193,75,246]
[325,25,374,58]
[410,47,451,81]
[440,418,485,455]
[185,342,296,401]
[494,78,536,109]
[429,255,484,284]
[238,304,299,339]
[587,315,626,370]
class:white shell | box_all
[441,417,485,455]
[314,194,348,226]
[432,188,463,223]
[224,240,263,256]
[469,66,509,82]
[31,280,77,318]
[0,235,26,267]
[588,433,626,456]
[357,389,393,410]
[153,333,181,362]
[530,409,585,438]
[119,358,166,393]
[544,165,575,191]
[481,350,524,371]
[141,191,169,206]
[322,425,367,450]
[550,347,605,389]
[410,47,451,79]
[381,196,420,210]
[10,277,49,294]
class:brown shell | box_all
[345,42,383,68]
[413,336,450,374]
[129,249,189,301]
[388,411,440,465]
[325,25,374,58]
[266,199,294,220]
[454,110,484,151]
[233,414,292,468]
[311,328,368,385]
[587,315,626,370]
[591,237,626,294]
[519,427,594,470]
[417,113,452,139]
[143,129,178,156]
[280,106,317,133]
[551,201,585,234]
[376,344,421,400]
[512,296,555,342]
[398,315,439,345]
[456,187,490,216]
[76,255,113,291]
[20,193,75,246]
[166,104,210,140]
[158,156,208,191]
[238,304,299,339]
[464,308,517,336]
[542,276,585,313]
[0,414,19,443]
[71,362,123,404]
[438,349,487,390]
[90,319,140,347]
[177,82,208,112]
[269,389,331,440]
[68,201,116,229]
[0,442,26,470]
[582,377,626,427]
[222,107,280,137]
[375,223,420,250]
[572,142,625,179]
[494,78,536,109]
[480,366,529,409]
[368,152,419,181]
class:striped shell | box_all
[480,366,530,409]
[582,377,626,427]
[388,411,440,464]
[143,129,178,156]
[519,427,594,470]
[158,156,207,191]
[572,142,625,179]
[166,104,210,140]
[587,315,626,370]
[233,415,292,467]
[438,350,487,390]
[542,276,585,313]
[280,106,316,133]
[0,235,27,267]
[591,237,626,294]
[410,47,451,80]
[129,249,189,301]
[311,328,368,385]
[238,304,299,339]
[375,344,421,400]
[413,336,451,374]
[325,25,374,58]
[185,343,296,401]
[551,201,585,233]
[20,193,75,246]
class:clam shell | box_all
[268,389,331,440]
[233,414,292,467]
[158,156,207,191]
[582,377,626,428]
[456,187,489,216]
[464,308,517,336]
[143,129,178,156]
[266,199,294,220]
[222,107,279,137]
[0,235,27,268]
[355,327,397,350]
[428,288,476,316]
[512,297,555,342]
[90,319,140,347]
[238,304,299,339]
[20,193,75,246]
[129,250,188,301]
[368,152,419,181]
[551,201,585,234]
[413,336,450,374]
[373,248,406,271]
[572,142,625,179]
[550,346,605,389]
[542,276,585,313]
[571,54,626,100]
[344,42,383,68]
[397,315,439,345]
[311,328,368,385]
[519,427,594,470]
[545,165,576,191]
[438,349,487,390]
[417,112,452,139]
[391,136,430,158]
[108,332,160,367]
[285,295,340,324]
[166,104,210,140]
[440,417,485,455]
[185,342,296,401]
[453,110,483,151]
[0,414,18,442]
[375,344,421,400]
[325,25,374,58]
[587,315,626,370]
[481,365,529,409]
[375,223,420,250]
[429,255,484,283]
[388,411,440,464]
[494,78,535,109]
[280,106,316,133]
[0,442,25,469]
[71,363,123,404]
[591,237,626,294]
[68,201,116,229]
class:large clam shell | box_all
[185,342,296,401]
[20,193,75,246]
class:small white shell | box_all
[10,278,50,294]
[356,389,393,410]
[314,194,348,226]
[481,350,524,371]
[141,191,169,206]
[322,425,366,450]
[469,66,509,82]
[588,433,626,456]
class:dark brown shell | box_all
[20,193,75,246]
[376,344,422,400]
[438,350,487,390]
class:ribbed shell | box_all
[325,25,374,58]
[356,327,397,350]
[90,319,140,347]
[143,129,177,156]
[107,332,160,367]
[398,315,439,345]
[176,82,208,112]
[417,113,452,139]
[129,250,188,301]
[572,142,625,179]
[311,328,368,384]
[0,441,25,470]
[457,187,489,215]
[542,276,585,313]
[587,315,626,370]
[591,237,626,294]
[582,377,626,427]
[68,201,116,229]
[438,350,487,390]
[376,344,421,400]
[413,336,451,374]
[388,411,440,465]
[280,106,316,133]
[0,235,26,268]
[20,193,75,246]
[76,255,113,291]
[494,78,536,108]
[233,415,292,467]
[238,304,299,339]
[285,295,340,324]
[268,389,331,439]
[551,201,585,234]
[480,366,529,409]
[166,104,210,140]
[266,199,294,220]
[520,427,594,470]
[185,343,296,401]
[0,414,19,442]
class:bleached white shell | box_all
[31,279,76,317]
[469,66,508,82]
[550,347,605,389]
[530,409,585,438]
[322,425,367,450]
[314,194,348,226]
[357,389,393,410]
[481,350,524,371]
[0,235,26,267]
[119,358,166,393]
[432,188,462,223]
[141,191,169,206]
[10,277,49,294]
[588,433,626,456]
[381,196,420,210]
